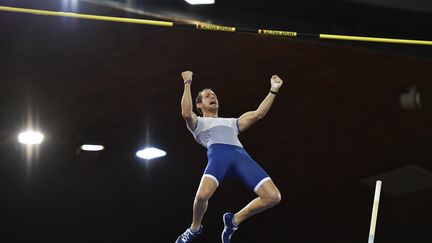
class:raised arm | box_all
[181,71,198,130]
[238,75,283,132]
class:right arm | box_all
[237,75,283,132]
[181,71,198,130]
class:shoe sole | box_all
[221,214,229,243]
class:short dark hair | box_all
[195,88,213,115]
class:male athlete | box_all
[176,71,283,243]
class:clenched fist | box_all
[181,71,193,84]
[270,75,283,92]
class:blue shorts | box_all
[203,143,271,192]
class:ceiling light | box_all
[136,147,166,160]
[18,131,44,145]
[185,0,215,5]
[81,144,104,151]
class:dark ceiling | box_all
[1,0,431,243]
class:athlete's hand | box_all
[270,75,283,92]
[181,71,193,84]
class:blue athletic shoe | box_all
[222,212,238,243]
[175,225,203,243]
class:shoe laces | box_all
[181,229,194,242]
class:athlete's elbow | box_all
[181,111,192,119]
[254,111,266,120]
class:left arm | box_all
[238,75,283,132]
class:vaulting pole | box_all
[368,180,382,243]
[1,5,432,46]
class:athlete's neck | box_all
[203,111,218,118]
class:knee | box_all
[265,191,281,206]
[195,190,212,202]
[194,177,218,202]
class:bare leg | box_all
[190,176,218,230]
[233,179,281,225]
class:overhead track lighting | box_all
[185,0,215,5]
[136,147,166,160]
[18,131,44,145]
[80,144,105,152]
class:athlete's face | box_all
[198,89,219,112]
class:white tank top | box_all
[188,117,243,148]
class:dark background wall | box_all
[1,0,431,242]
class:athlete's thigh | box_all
[233,150,270,192]
[204,144,236,187]
[195,176,219,199]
